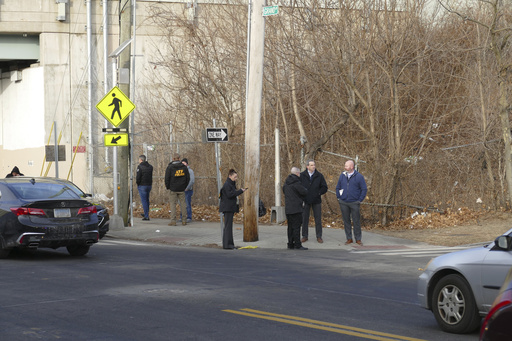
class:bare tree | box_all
[438,0,512,207]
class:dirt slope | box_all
[370,211,512,247]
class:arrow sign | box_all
[111,136,122,144]
[206,128,228,142]
[104,133,129,147]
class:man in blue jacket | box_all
[335,160,367,246]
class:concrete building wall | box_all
[0,0,184,194]
[0,66,45,178]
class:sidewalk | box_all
[106,218,430,250]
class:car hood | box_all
[427,244,492,272]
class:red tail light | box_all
[481,290,512,338]
[10,207,46,216]
[78,206,97,215]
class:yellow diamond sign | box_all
[96,86,135,127]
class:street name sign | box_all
[206,128,228,142]
[104,133,129,147]
[96,86,135,127]
[263,5,279,16]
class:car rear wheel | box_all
[66,245,90,257]
[431,274,481,334]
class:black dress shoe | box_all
[142,217,150,221]
[294,246,308,250]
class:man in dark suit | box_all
[300,160,328,243]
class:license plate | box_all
[54,208,71,218]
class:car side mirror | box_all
[495,235,512,251]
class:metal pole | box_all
[54,122,59,178]
[87,0,94,194]
[103,0,110,167]
[300,135,306,170]
[214,119,223,238]
[275,128,280,206]
[112,59,119,215]
[128,0,137,227]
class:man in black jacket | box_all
[219,169,246,249]
[283,167,308,250]
[300,160,328,243]
[165,153,190,226]
[136,155,153,221]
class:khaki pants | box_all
[169,191,187,224]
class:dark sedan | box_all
[0,177,101,258]
[50,178,109,239]
[480,267,512,340]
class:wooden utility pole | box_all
[118,2,132,225]
[243,0,266,242]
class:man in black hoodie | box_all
[136,155,153,221]
[165,153,190,226]
[283,167,308,250]
[5,166,24,178]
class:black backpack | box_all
[258,199,266,217]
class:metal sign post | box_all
[207,121,228,240]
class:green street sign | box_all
[263,5,279,16]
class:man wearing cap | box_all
[165,153,190,226]
[182,158,195,223]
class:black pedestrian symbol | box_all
[109,93,122,120]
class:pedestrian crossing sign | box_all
[96,86,135,127]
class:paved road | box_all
[0,239,479,341]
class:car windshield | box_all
[9,182,80,200]
[61,182,87,198]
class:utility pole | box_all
[118,1,132,225]
[243,0,266,242]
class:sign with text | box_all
[73,146,86,153]
[206,128,228,142]
[263,5,279,16]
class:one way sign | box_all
[206,128,228,142]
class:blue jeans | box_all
[180,190,193,221]
[138,185,152,218]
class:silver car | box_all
[417,229,512,334]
